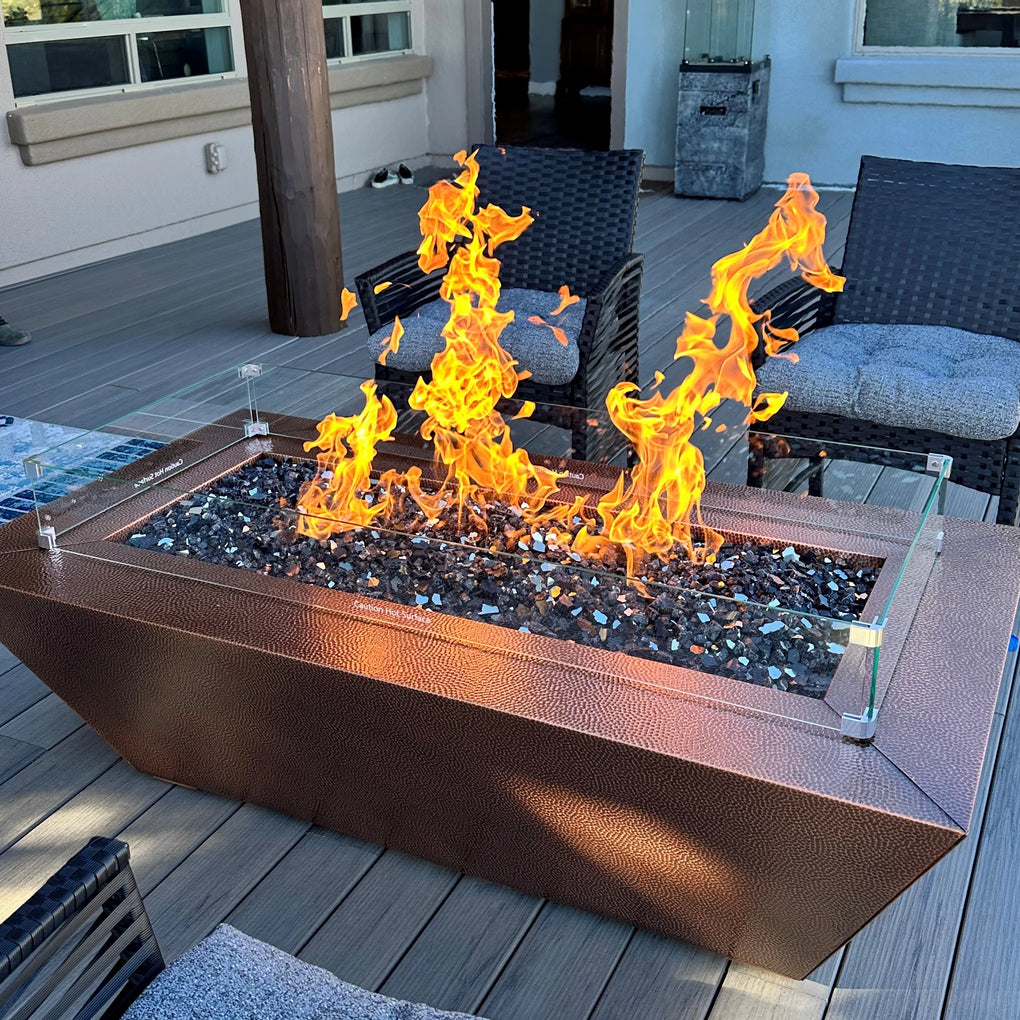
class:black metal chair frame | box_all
[356,144,645,464]
[748,155,1020,525]
[0,837,164,1020]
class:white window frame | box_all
[854,0,1020,56]
[4,2,238,104]
[321,0,412,64]
[5,0,414,105]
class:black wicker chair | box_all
[0,837,164,1020]
[748,155,1020,524]
[356,144,645,463]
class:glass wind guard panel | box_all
[26,364,945,736]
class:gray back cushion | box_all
[368,288,585,387]
[756,323,1020,441]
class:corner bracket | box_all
[926,452,952,479]
[849,619,883,648]
[841,707,877,743]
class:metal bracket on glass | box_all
[245,420,270,437]
[849,619,883,648]
[935,529,944,555]
[841,707,877,743]
[23,456,44,481]
[926,452,951,516]
[238,363,263,379]
[37,526,57,551]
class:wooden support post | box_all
[239,0,344,337]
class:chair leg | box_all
[996,440,1020,526]
[747,433,765,488]
[807,453,825,498]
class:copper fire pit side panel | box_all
[0,426,1016,979]
[0,525,980,980]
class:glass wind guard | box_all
[742,429,948,726]
[25,363,945,737]
[683,0,756,64]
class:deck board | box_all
[0,178,1013,1020]
[380,877,542,1015]
[476,904,633,1020]
[940,670,1020,1020]
[225,828,383,953]
[298,851,461,990]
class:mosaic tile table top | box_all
[0,416,164,524]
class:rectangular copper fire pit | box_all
[0,413,1017,978]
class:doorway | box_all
[492,0,613,150]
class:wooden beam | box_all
[239,0,344,337]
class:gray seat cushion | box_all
[756,323,1020,441]
[123,924,484,1020]
[367,288,586,387]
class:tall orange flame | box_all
[579,174,844,571]
[296,380,398,539]
[405,150,577,523]
[296,167,842,580]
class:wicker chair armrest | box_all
[749,273,840,368]
[580,252,644,354]
[575,251,644,402]
[0,836,164,1020]
[0,837,128,980]
[355,250,444,334]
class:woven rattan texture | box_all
[834,156,1020,340]
[471,145,643,294]
[0,836,164,1020]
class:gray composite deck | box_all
[1,180,1018,1020]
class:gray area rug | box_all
[122,924,487,1020]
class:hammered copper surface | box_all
[0,424,1016,978]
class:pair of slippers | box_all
[371,163,414,188]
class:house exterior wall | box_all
[530,3,561,91]
[0,4,438,288]
[626,0,1020,186]
[622,0,685,169]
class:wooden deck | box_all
[1,181,1018,1019]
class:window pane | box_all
[1,0,222,26]
[137,25,232,82]
[323,17,345,59]
[7,35,128,96]
[351,11,409,54]
[865,0,1019,47]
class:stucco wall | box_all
[420,1,471,155]
[622,0,685,168]
[530,2,562,88]
[765,0,1020,185]
[623,0,1020,185]
[0,7,433,286]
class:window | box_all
[863,0,1019,49]
[321,1,410,61]
[2,0,235,99]
[3,0,413,102]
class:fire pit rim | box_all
[43,422,921,730]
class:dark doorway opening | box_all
[493,0,613,151]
